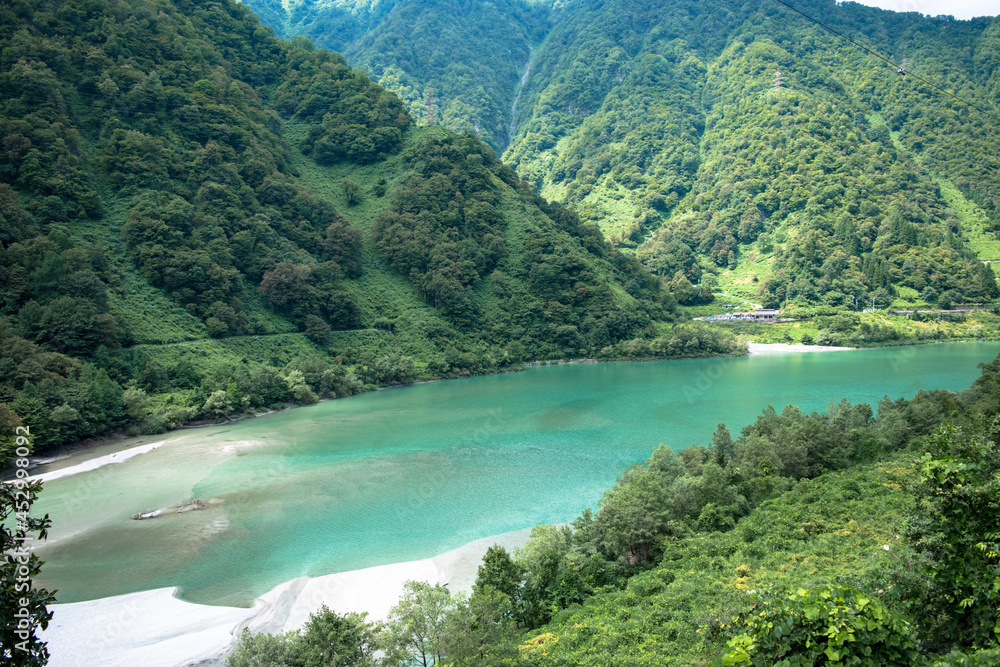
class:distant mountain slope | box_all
[242,0,549,151]
[252,0,1000,311]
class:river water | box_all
[30,342,1000,606]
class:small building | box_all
[730,309,779,322]
[697,308,781,323]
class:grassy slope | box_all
[877,114,1000,262]
[289,124,457,363]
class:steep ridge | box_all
[241,0,551,150]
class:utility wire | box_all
[771,0,991,114]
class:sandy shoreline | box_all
[747,342,857,354]
[39,528,533,667]
[27,438,185,483]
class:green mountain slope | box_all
[250,0,1000,312]
[241,0,549,151]
[0,0,721,456]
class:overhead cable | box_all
[771,0,991,114]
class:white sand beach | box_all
[747,342,858,354]
[40,528,533,667]
[28,438,183,483]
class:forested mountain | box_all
[0,0,721,456]
[251,0,1000,311]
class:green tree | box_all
[446,589,519,666]
[292,605,380,667]
[340,179,362,206]
[712,423,735,466]
[226,628,295,667]
[203,390,233,419]
[906,420,1000,651]
[472,546,523,602]
[303,315,331,346]
[383,581,454,667]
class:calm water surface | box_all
[32,342,1000,605]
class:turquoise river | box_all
[29,342,1000,606]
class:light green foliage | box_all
[383,581,454,667]
[715,584,918,666]
[930,647,1000,666]
[203,389,233,418]
[492,359,1000,665]
[515,462,916,666]
[227,628,297,667]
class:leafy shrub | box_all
[714,584,919,666]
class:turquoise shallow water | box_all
[31,342,1000,605]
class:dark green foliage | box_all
[371,135,508,321]
[473,546,524,602]
[0,321,129,450]
[251,0,1000,313]
[322,217,364,278]
[244,0,547,152]
[341,178,362,206]
[294,606,380,667]
[446,587,520,666]
[276,43,408,163]
[258,261,359,331]
[1,0,369,341]
[905,421,1000,651]
[369,132,687,357]
[0,0,696,456]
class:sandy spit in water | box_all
[747,342,858,354]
